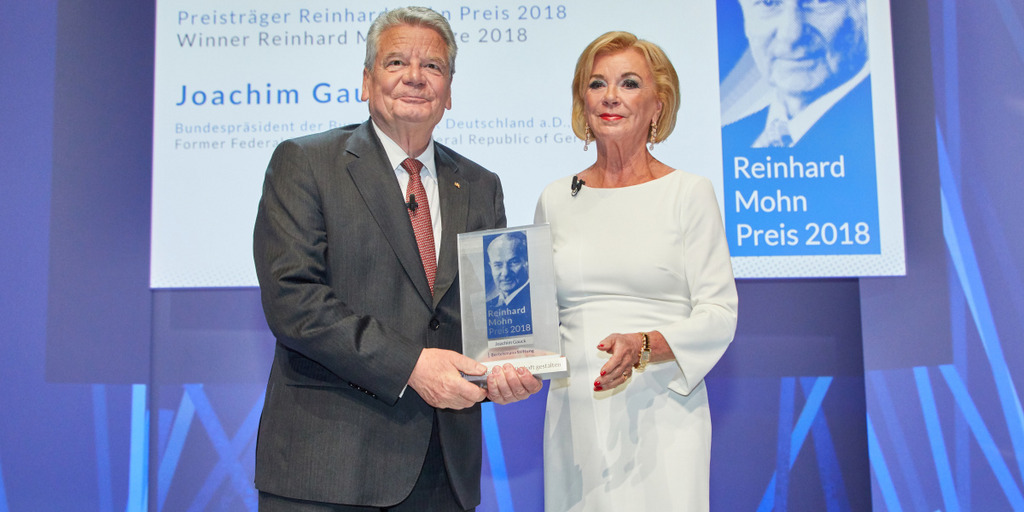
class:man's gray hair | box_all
[364,7,457,76]
[488,232,529,260]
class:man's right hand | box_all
[408,348,488,409]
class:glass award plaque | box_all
[458,224,567,380]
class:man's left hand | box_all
[485,364,543,405]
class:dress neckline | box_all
[579,169,679,191]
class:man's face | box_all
[740,0,867,102]
[361,24,453,137]
[487,239,528,294]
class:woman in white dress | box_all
[535,31,738,511]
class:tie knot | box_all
[766,118,794,148]
[401,158,423,176]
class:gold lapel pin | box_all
[454,181,461,189]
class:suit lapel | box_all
[345,122,434,305]
[433,146,469,307]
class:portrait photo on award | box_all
[483,230,533,340]
[718,0,874,149]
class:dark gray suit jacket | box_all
[252,120,506,508]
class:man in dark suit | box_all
[252,7,541,511]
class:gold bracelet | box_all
[634,332,651,371]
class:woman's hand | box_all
[593,332,645,391]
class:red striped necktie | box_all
[401,158,437,295]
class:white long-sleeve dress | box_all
[534,170,738,512]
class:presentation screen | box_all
[151,0,904,287]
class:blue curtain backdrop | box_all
[2,1,1023,510]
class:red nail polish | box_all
[597,344,604,349]
[600,370,606,376]
[594,385,603,391]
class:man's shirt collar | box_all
[756,65,870,147]
[370,119,438,180]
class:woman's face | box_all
[584,48,662,147]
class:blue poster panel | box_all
[718,0,904,277]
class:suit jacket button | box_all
[429,318,440,330]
